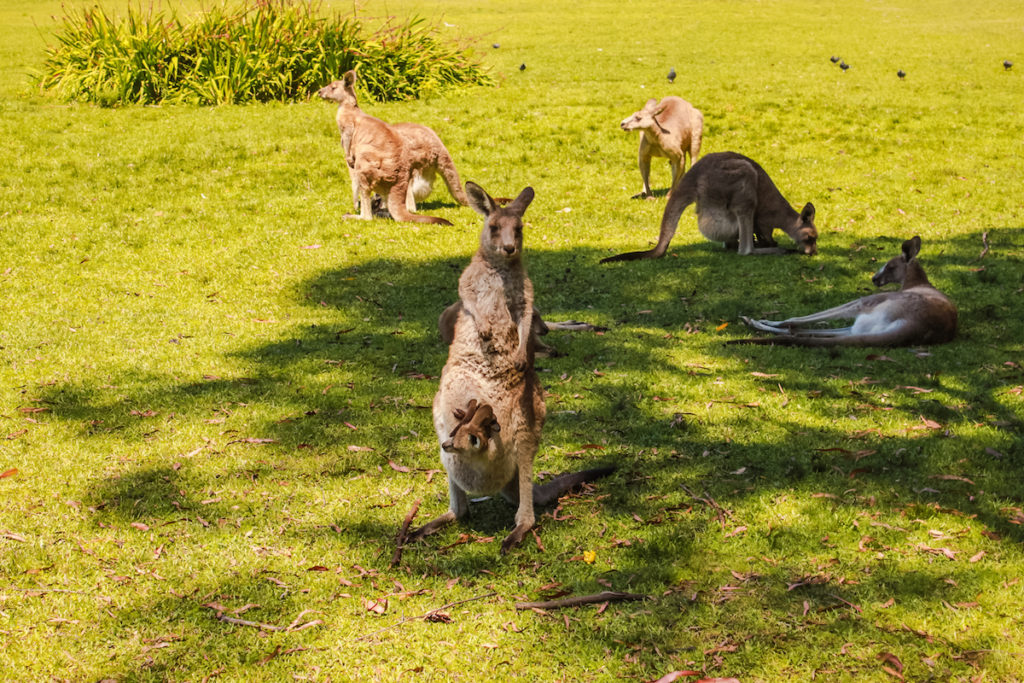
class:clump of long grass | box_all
[36,0,493,106]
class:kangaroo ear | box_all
[488,418,500,433]
[343,70,356,88]
[506,187,535,217]
[465,181,497,217]
[800,202,815,223]
[902,235,922,261]
[643,98,659,112]
[653,101,668,116]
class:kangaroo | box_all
[734,236,957,346]
[392,122,469,211]
[620,96,704,198]
[317,71,452,226]
[410,182,613,553]
[601,151,818,262]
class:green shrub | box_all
[35,0,493,105]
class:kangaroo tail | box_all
[533,466,615,507]
[436,148,469,206]
[600,177,697,263]
[387,182,452,226]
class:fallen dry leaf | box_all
[1,468,18,479]
[388,461,411,473]
[362,597,388,615]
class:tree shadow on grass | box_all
[26,228,1024,678]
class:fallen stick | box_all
[515,590,647,611]
[680,484,733,528]
[391,498,421,568]
[4,587,105,597]
[209,607,324,632]
[216,614,284,631]
[356,591,497,641]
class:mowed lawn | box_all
[1,0,1023,680]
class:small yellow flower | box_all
[583,550,596,564]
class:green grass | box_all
[2,0,1023,680]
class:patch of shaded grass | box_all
[2,0,1024,680]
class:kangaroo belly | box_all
[851,304,904,336]
[411,168,435,200]
[441,446,517,496]
[696,205,741,243]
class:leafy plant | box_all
[35,0,492,105]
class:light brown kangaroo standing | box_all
[601,151,818,262]
[734,236,957,346]
[317,71,452,226]
[391,122,469,211]
[620,96,703,198]
[410,182,612,553]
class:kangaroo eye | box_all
[469,435,480,448]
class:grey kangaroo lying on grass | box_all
[601,151,818,262]
[410,182,613,553]
[733,236,957,347]
[620,96,704,199]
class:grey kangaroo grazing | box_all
[317,71,453,226]
[734,236,957,347]
[601,151,818,262]
[620,96,704,198]
[410,182,613,553]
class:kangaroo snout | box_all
[503,245,518,256]
[441,439,455,452]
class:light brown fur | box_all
[411,182,612,553]
[620,96,704,198]
[317,71,452,226]
[391,122,469,210]
[735,236,957,346]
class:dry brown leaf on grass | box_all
[1,468,18,478]
[363,597,388,615]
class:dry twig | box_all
[515,590,648,611]
[356,591,497,641]
[391,498,421,568]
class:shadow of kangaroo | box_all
[601,151,817,262]
[733,236,957,346]
[317,71,454,226]
[410,182,613,554]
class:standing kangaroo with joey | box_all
[734,236,957,346]
[317,71,453,226]
[620,96,704,199]
[410,182,613,553]
[601,151,818,262]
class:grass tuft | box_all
[34,0,493,106]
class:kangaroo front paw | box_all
[500,522,532,554]
[513,351,529,371]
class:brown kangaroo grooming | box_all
[601,151,817,262]
[317,71,453,226]
[734,236,957,346]
[620,96,704,198]
[392,122,469,210]
[410,182,613,553]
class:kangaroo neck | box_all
[901,261,932,290]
